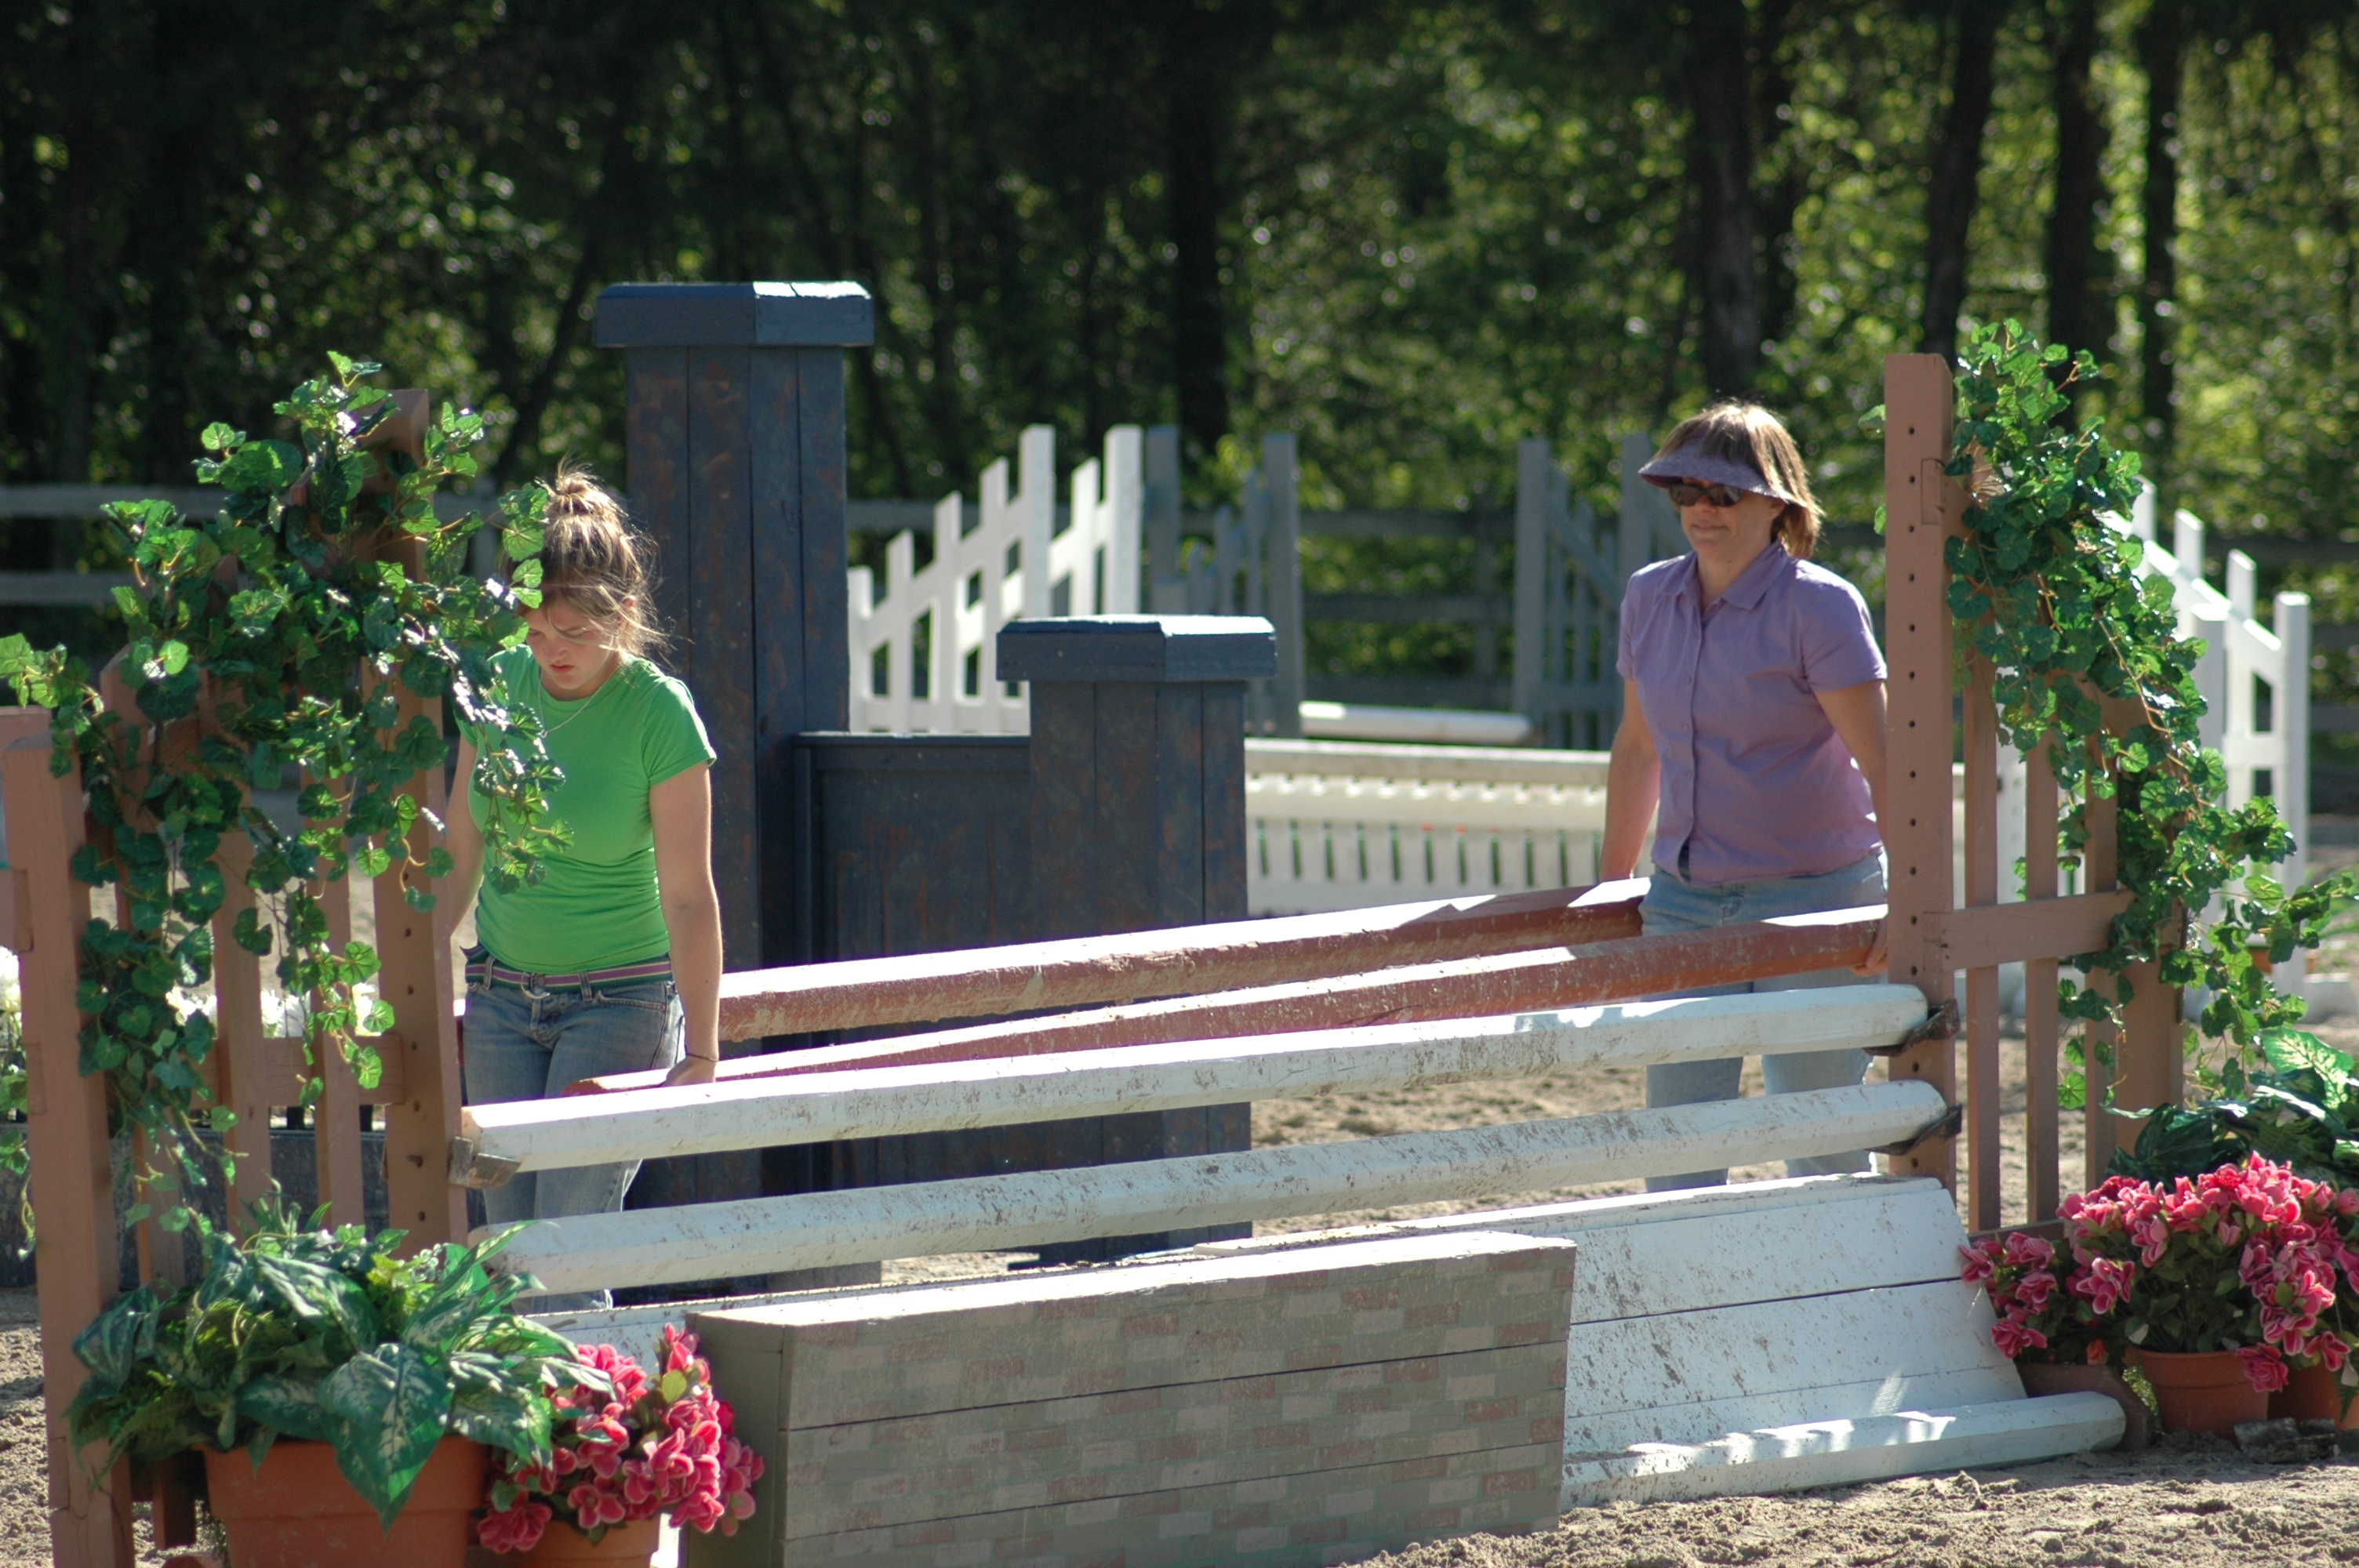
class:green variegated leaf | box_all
[445,1384,550,1461]
[67,1286,161,1401]
[402,1286,487,1354]
[252,1255,380,1351]
[236,1376,333,1443]
[2259,1027,2356,1087]
[319,1345,452,1528]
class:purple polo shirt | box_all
[1616,544,1885,885]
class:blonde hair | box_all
[505,462,667,659]
[1652,401,1824,559]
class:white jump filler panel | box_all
[1201,1174,2123,1506]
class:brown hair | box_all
[504,461,668,659]
[1652,401,1824,559]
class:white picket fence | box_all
[846,425,1140,733]
[2117,492,2310,900]
[1244,740,1616,916]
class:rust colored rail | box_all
[708,879,1648,1044]
[579,906,1881,1094]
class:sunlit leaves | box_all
[0,356,565,1208]
[66,1202,575,1518]
[1950,322,2357,1098]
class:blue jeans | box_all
[463,959,682,1310]
[1641,849,1886,1192]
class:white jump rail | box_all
[460,985,1927,1176]
[489,1079,1943,1294]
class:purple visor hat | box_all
[1637,446,1790,501]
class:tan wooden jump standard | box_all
[3,353,2183,1566]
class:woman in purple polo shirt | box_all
[1601,401,1891,1191]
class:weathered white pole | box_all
[488,1080,1947,1294]
[460,985,1925,1178]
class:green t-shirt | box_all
[467,646,716,973]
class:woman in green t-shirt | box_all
[441,466,720,1308]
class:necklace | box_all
[539,658,625,739]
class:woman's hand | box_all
[664,1051,719,1087]
[1852,917,1890,977]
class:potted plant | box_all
[2108,1029,2359,1425]
[477,1325,763,1563]
[1965,1156,2359,1436]
[66,1200,598,1566]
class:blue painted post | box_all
[594,281,872,1287]
[998,614,1274,1258]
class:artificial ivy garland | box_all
[0,355,565,1212]
[1937,323,2352,1099]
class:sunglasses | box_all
[1664,481,1757,510]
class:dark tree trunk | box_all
[1167,5,1231,456]
[2046,0,2110,368]
[1920,0,2006,360]
[2139,1,2189,503]
[48,0,114,505]
[1682,0,1761,396]
[1752,0,1805,350]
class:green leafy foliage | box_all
[1946,323,2356,1098]
[2114,1028,2359,1188]
[0,358,565,1205]
[64,1200,598,1530]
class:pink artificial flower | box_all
[2238,1345,2291,1394]
[2013,1269,2058,1313]
[1990,1313,2049,1359]
[2129,1214,2171,1269]
[478,1499,553,1555]
[2071,1257,2135,1316]
[2003,1232,2055,1269]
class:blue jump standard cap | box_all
[996,616,1278,684]
[593,281,875,348]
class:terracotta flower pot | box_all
[2269,1360,2359,1428]
[2124,1347,2270,1438]
[514,1516,662,1564]
[202,1436,489,1568]
[2013,1361,2150,1452]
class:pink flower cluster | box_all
[1960,1228,2070,1361]
[477,1326,765,1555]
[1961,1156,2359,1391]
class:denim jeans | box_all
[1641,848,1886,1192]
[463,958,682,1310]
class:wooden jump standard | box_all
[1883,353,2179,1229]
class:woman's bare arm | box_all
[650,763,723,1086]
[1601,680,1659,881]
[437,739,485,947]
[1815,678,1891,975]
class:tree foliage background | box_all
[9,0,2359,694]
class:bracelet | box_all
[686,1050,719,1062]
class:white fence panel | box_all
[847,424,1141,734]
[1245,741,1619,915]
